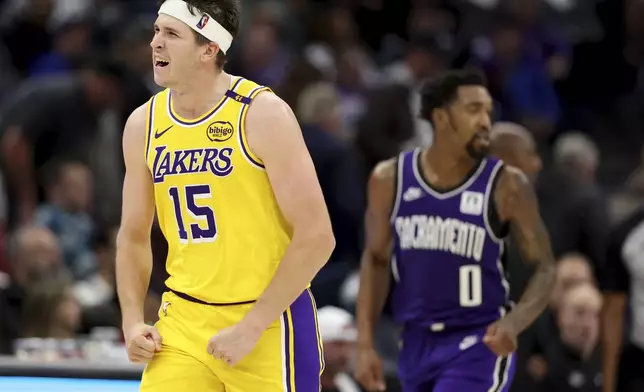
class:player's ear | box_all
[432,108,448,129]
[201,42,220,62]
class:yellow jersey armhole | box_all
[239,86,273,169]
[143,95,157,165]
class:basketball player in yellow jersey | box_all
[114,0,335,391]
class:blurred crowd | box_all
[1,0,644,391]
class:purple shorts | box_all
[398,324,516,392]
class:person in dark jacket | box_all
[298,82,365,308]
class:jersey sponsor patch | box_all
[459,191,484,216]
[206,121,234,142]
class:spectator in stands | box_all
[275,56,325,111]
[522,254,594,388]
[600,206,644,392]
[29,17,92,77]
[356,35,446,176]
[334,48,371,138]
[298,82,364,308]
[318,306,361,392]
[74,224,115,309]
[539,284,602,392]
[506,0,572,81]
[0,0,54,77]
[550,254,594,306]
[35,159,95,280]
[0,226,61,354]
[0,58,123,226]
[538,132,609,272]
[111,16,161,95]
[472,17,560,138]
[237,20,291,88]
[22,276,80,340]
[305,5,374,76]
[74,224,120,332]
[491,122,543,184]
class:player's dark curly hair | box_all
[157,0,241,69]
[420,69,487,124]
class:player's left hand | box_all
[483,319,517,357]
[207,323,262,366]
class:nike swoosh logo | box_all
[155,125,173,139]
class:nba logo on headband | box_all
[196,14,209,29]
[158,0,233,53]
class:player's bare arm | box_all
[356,159,396,346]
[115,104,162,363]
[237,92,335,333]
[601,292,627,392]
[494,166,556,335]
[354,159,396,392]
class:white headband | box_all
[158,0,233,54]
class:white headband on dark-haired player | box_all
[158,0,233,54]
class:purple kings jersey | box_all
[390,148,510,330]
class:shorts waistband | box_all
[169,289,256,306]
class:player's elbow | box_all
[313,223,336,262]
[116,225,151,250]
[321,228,336,259]
[295,218,335,264]
[364,250,389,269]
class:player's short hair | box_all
[419,69,487,123]
[158,0,241,68]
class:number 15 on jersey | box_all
[168,185,218,243]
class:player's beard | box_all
[447,113,489,160]
[465,135,489,160]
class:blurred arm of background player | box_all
[0,87,53,224]
[235,92,335,335]
[115,104,161,363]
[486,167,556,353]
[353,159,395,392]
[599,224,630,392]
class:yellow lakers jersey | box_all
[144,76,292,303]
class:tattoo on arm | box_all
[497,167,556,334]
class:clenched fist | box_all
[207,323,261,366]
[483,319,517,357]
[124,323,162,363]
[354,346,386,391]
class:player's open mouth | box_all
[155,60,169,67]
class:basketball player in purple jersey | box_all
[354,70,556,392]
